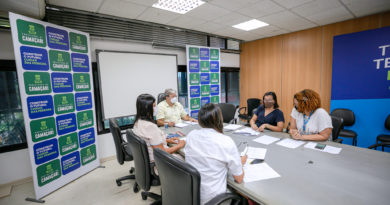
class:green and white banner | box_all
[9,12,99,200]
[186,45,221,119]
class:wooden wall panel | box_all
[240,12,388,126]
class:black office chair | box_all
[216,103,236,124]
[376,114,390,151]
[157,93,166,104]
[238,98,261,123]
[153,148,241,205]
[331,116,344,143]
[330,109,358,146]
[368,142,390,150]
[126,129,161,203]
[108,118,136,188]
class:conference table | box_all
[162,123,390,205]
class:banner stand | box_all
[25,198,45,203]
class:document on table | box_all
[241,147,267,159]
[276,138,305,149]
[304,142,342,154]
[253,135,280,145]
[185,121,198,125]
[224,124,242,131]
[175,123,189,128]
[233,127,260,136]
[243,162,280,183]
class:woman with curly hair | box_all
[289,89,333,141]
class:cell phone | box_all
[315,143,326,150]
[250,159,264,164]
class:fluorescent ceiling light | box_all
[232,19,269,31]
[152,0,205,14]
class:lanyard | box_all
[303,112,313,132]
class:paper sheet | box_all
[185,121,198,125]
[224,124,242,130]
[276,138,305,149]
[246,147,267,159]
[304,142,342,154]
[253,135,280,145]
[243,162,281,183]
[175,123,189,128]
[233,127,260,136]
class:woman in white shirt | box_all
[184,103,247,205]
[289,89,333,141]
[132,94,185,166]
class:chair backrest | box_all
[157,93,166,104]
[109,118,125,165]
[247,98,261,117]
[331,108,355,126]
[126,129,152,191]
[385,114,390,130]
[154,148,201,205]
[217,103,236,123]
[331,116,344,141]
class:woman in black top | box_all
[249,92,285,132]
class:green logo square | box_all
[189,73,200,85]
[211,96,219,104]
[30,117,57,142]
[210,73,219,84]
[73,73,91,91]
[17,19,46,47]
[200,61,210,72]
[70,32,88,53]
[77,110,94,130]
[190,98,201,110]
[81,144,97,166]
[36,159,61,187]
[49,50,71,72]
[23,72,52,95]
[201,85,210,97]
[58,132,79,156]
[54,93,75,115]
[189,47,199,60]
[210,49,219,60]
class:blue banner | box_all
[210,61,219,72]
[210,85,219,96]
[46,26,69,50]
[20,46,49,71]
[75,92,93,111]
[79,128,95,148]
[27,95,54,119]
[51,72,73,93]
[201,97,210,106]
[71,53,90,72]
[200,48,209,60]
[56,113,77,136]
[200,73,210,85]
[189,86,200,98]
[61,151,81,175]
[33,138,59,165]
[189,61,200,72]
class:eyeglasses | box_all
[264,100,274,103]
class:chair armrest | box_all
[229,118,237,124]
[238,107,247,115]
[205,193,241,205]
[334,138,343,143]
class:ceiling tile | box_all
[192,21,226,33]
[231,31,262,41]
[272,0,313,9]
[136,7,181,24]
[212,12,252,26]
[48,0,104,12]
[250,25,289,36]
[291,0,341,17]
[237,0,285,18]
[99,0,147,19]
[341,0,390,17]
[122,0,158,7]
[208,0,260,11]
[185,3,231,21]
[212,26,244,37]
[166,15,207,29]
[306,6,353,25]
[259,10,316,32]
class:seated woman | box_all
[184,103,247,205]
[289,89,333,141]
[249,91,284,132]
[132,94,185,169]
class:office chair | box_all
[153,148,241,205]
[331,116,344,143]
[108,118,136,188]
[157,93,166,104]
[238,98,261,123]
[376,114,390,151]
[368,142,390,150]
[216,103,237,124]
[126,129,161,203]
[330,109,358,146]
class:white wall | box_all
[0,30,240,185]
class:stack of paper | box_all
[276,138,305,149]
[175,123,189,128]
[233,127,260,136]
[304,142,342,154]
[253,135,280,145]
[224,124,242,131]
[243,162,281,183]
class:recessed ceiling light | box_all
[232,19,269,31]
[152,0,205,14]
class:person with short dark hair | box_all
[184,103,247,205]
[132,94,185,166]
[289,89,333,141]
[249,91,285,132]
